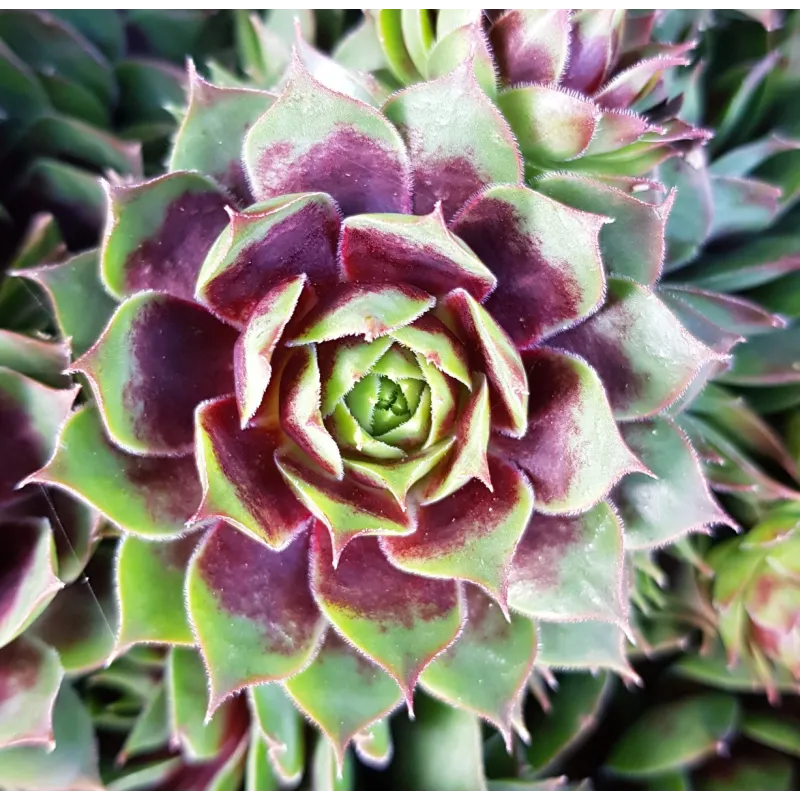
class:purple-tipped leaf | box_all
[561,10,620,94]
[194,396,311,549]
[196,193,340,327]
[382,61,522,218]
[450,184,607,348]
[188,523,325,714]
[489,10,570,85]
[593,56,688,109]
[384,454,533,612]
[508,501,626,627]
[549,278,722,420]
[310,527,463,708]
[341,207,496,301]
[73,292,236,455]
[493,348,642,514]
[244,56,411,216]
[102,173,231,302]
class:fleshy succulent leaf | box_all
[234,275,306,425]
[0,636,63,750]
[310,527,463,707]
[489,10,570,85]
[549,277,720,420]
[187,523,324,714]
[14,250,116,359]
[289,282,434,346]
[248,682,304,786]
[169,65,276,204]
[285,629,402,768]
[493,348,641,514]
[382,61,521,218]
[536,620,637,681]
[244,55,411,215]
[614,419,729,549]
[72,291,236,455]
[606,694,739,778]
[101,173,231,302]
[0,367,77,506]
[166,647,243,761]
[422,372,492,502]
[385,454,533,609]
[28,404,202,537]
[450,184,607,348]
[115,533,200,653]
[716,327,800,386]
[508,501,627,627]
[354,717,393,767]
[442,288,528,437]
[536,173,671,285]
[0,330,69,388]
[30,544,117,674]
[0,683,100,790]
[420,584,536,747]
[427,23,497,100]
[341,208,496,302]
[276,449,414,560]
[196,193,340,328]
[0,519,61,648]
[498,84,601,165]
[280,346,344,478]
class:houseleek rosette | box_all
[21,55,729,773]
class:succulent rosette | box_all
[21,54,730,773]
[338,9,710,177]
[706,512,800,699]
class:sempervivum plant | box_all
[0,217,105,788]
[645,11,800,525]
[338,9,710,177]
[0,10,221,260]
[19,55,730,783]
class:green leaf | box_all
[0,519,62,649]
[525,672,613,774]
[717,326,800,386]
[741,712,800,756]
[606,694,739,778]
[615,419,728,549]
[537,621,637,681]
[116,533,198,652]
[245,724,279,791]
[286,630,402,766]
[376,9,421,84]
[390,693,486,790]
[0,683,100,790]
[120,684,169,763]
[14,250,116,359]
[167,647,232,761]
[30,544,117,674]
[354,717,393,768]
[420,586,536,746]
[509,501,627,627]
[311,735,354,790]
[249,682,304,786]
[383,60,520,218]
[0,330,69,388]
[697,754,794,791]
[0,637,63,749]
[187,523,324,713]
[30,404,203,537]
[169,66,275,204]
